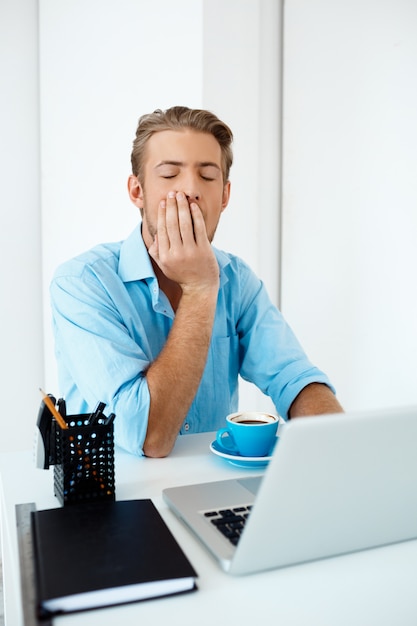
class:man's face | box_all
[131,129,230,247]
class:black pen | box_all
[105,412,116,426]
[88,401,106,425]
[57,398,67,420]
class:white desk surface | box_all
[2,431,417,626]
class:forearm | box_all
[143,288,218,457]
[289,383,344,418]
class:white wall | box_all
[1,0,280,451]
[0,0,44,451]
[282,0,417,412]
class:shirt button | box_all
[184,423,190,432]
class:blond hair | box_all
[131,106,233,184]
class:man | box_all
[50,106,343,458]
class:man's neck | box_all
[150,257,182,312]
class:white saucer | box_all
[209,438,278,468]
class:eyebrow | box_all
[154,160,221,170]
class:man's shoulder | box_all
[213,246,247,269]
[213,246,255,279]
[53,241,123,281]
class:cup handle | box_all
[216,428,239,454]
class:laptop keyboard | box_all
[203,505,253,546]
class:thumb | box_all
[148,234,159,261]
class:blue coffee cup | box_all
[216,412,278,457]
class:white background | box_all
[1,0,416,452]
[282,0,417,412]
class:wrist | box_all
[180,280,219,300]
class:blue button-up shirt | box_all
[50,225,334,456]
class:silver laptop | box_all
[163,406,417,575]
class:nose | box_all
[186,192,200,202]
[181,171,200,203]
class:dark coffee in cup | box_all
[235,419,268,425]
[230,413,275,425]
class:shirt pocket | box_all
[211,332,239,378]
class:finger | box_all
[189,202,208,244]
[148,233,159,261]
[155,200,169,250]
[176,192,195,243]
[165,191,182,246]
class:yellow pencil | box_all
[39,388,68,430]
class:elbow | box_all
[143,445,170,459]
[142,435,174,458]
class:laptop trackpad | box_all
[237,476,263,495]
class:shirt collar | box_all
[118,224,155,283]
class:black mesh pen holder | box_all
[53,416,115,506]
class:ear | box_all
[127,175,144,208]
[221,181,231,212]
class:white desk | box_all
[2,431,417,626]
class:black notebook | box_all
[31,499,198,618]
